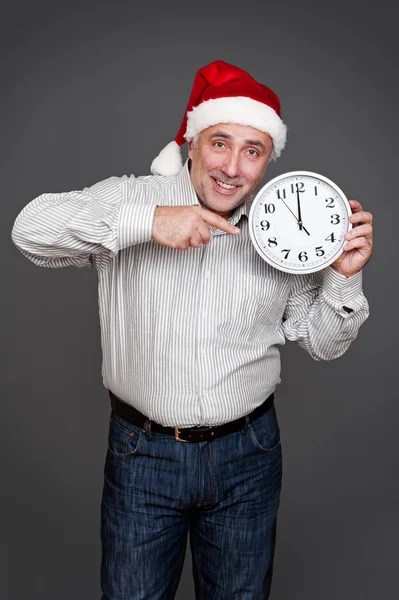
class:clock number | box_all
[276,188,286,200]
[264,203,276,213]
[330,214,341,225]
[315,246,325,257]
[260,220,270,231]
[314,186,318,196]
[298,251,308,262]
[325,197,335,208]
[291,182,305,194]
[281,249,291,260]
[325,232,335,243]
[268,237,278,247]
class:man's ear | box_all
[188,140,195,160]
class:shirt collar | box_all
[176,160,252,226]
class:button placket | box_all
[196,245,211,389]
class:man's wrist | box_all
[323,266,363,311]
[118,203,157,249]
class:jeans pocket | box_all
[107,412,144,459]
[247,405,281,454]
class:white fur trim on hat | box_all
[151,140,183,177]
[185,96,287,160]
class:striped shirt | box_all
[11,160,369,427]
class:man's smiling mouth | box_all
[211,176,242,192]
[216,180,238,189]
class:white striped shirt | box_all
[11,161,369,427]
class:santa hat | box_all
[151,60,287,177]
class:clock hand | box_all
[278,197,311,236]
[295,190,311,235]
[279,197,299,221]
[296,189,303,231]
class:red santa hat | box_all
[151,60,287,177]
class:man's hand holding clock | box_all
[330,200,373,278]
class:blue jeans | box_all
[100,401,282,600]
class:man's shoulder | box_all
[83,171,180,202]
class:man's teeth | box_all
[216,180,237,190]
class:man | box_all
[11,60,372,599]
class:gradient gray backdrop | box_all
[2,0,398,598]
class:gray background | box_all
[2,0,398,598]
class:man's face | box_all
[188,123,274,219]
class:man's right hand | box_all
[152,206,240,250]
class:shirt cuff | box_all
[322,266,364,314]
[118,203,157,249]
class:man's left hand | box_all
[331,200,373,277]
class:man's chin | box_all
[203,193,246,217]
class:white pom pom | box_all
[150,140,183,177]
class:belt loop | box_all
[242,414,250,434]
[143,418,152,438]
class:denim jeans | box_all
[100,401,282,600]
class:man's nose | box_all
[221,151,240,179]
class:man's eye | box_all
[214,142,225,148]
[248,149,259,157]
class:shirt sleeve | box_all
[282,266,370,360]
[11,175,157,270]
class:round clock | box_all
[248,171,353,274]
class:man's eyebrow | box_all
[209,131,266,152]
[245,139,266,152]
[209,131,232,140]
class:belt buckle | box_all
[174,427,190,442]
[174,426,216,442]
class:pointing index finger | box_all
[201,209,240,235]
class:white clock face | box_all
[248,171,352,274]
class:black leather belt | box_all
[109,390,274,443]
